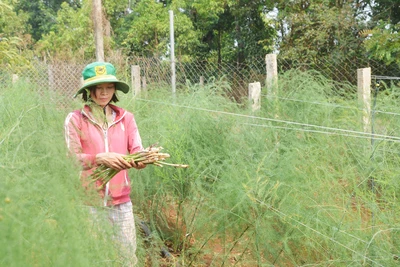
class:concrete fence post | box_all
[266,54,278,97]
[48,65,54,91]
[357,67,371,133]
[142,76,147,90]
[249,82,261,111]
[169,10,176,95]
[200,76,204,86]
[12,74,19,83]
[142,76,147,98]
[131,65,141,97]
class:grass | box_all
[2,70,400,266]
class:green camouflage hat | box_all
[74,62,130,98]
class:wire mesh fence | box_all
[2,54,399,108]
[128,56,267,102]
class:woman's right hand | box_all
[95,152,132,171]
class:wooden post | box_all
[131,65,141,97]
[357,67,371,133]
[266,54,278,97]
[93,0,104,62]
[249,82,261,111]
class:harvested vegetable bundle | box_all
[90,146,189,189]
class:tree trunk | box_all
[93,0,104,62]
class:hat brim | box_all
[73,76,130,98]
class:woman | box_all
[64,61,145,266]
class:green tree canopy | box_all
[115,0,276,64]
[0,0,30,68]
[275,0,364,62]
[114,0,201,59]
[35,2,95,61]
[362,21,400,67]
[372,0,400,25]
[3,0,399,74]
[14,0,81,41]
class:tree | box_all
[116,0,170,57]
[0,0,31,68]
[371,0,400,25]
[225,0,276,64]
[35,2,95,61]
[14,0,80,42]
[362,21,400,67]
[115,0,200,59]
[171,0,276,64]
[116,0,276,64]
[275,0,364,61]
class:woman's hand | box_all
[96,152,132,171]
[96,152,147,171]
[129,159,146,170]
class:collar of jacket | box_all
[81,104,127,126]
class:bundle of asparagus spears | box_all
[90,146,189,189]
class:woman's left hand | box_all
[129,160,146,170]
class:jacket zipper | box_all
[82,108,128,206]
[103,128,109,207]
[105,111,129,187]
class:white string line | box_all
[375,110,400,116]
[262,94,359,110]
[136,98,397,262]
[242,123,400,143]
[261,94,400,117]
[254,124,400,143]
[256,199,386,267]
[372,75,400,80]
[136,98,400,142]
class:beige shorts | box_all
[88,201,138,266]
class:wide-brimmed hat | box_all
[73,62,130,98]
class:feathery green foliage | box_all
[126,72,400,266]
[3,71,400,266]
[0,82,121,266]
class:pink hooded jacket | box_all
[64,104,144,206]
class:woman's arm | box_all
[64,112,97,170]
[126,113,146,169]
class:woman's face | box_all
[90,83,116,107]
